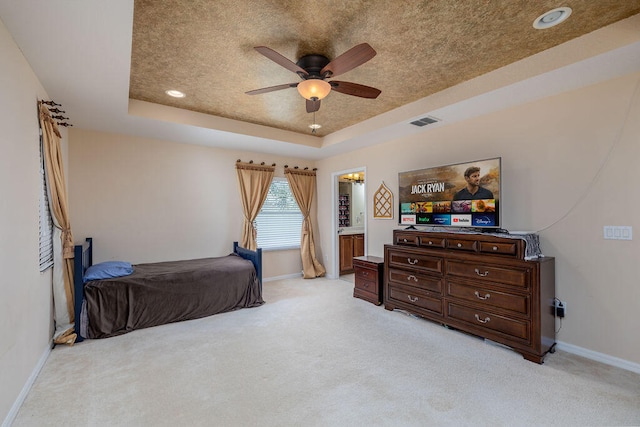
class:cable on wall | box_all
[535,75,640,234]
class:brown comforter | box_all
[82,254,263,339]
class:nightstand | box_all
[353,255,384,305]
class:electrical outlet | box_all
[554,300,566,318]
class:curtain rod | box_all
[284,165,318,171]
[39,100,73,127]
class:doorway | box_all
[332,168,366,281]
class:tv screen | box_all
[398,157,501,229]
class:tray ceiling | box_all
[130,1,640,137]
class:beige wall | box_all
[67,129,316,279]
[0,20,58,422]
[316,72,640,366]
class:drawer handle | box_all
[408,295,418,303]
[407,258,418,265]
[428,241,433,245]
[457,243,462,248]
[363,282,370,288]
[407,275,418,282]
[492,246,498,251]
[475,291,491,300]
[474,268,489,277]
[362,271,370,277]
[475,314,491,324]
[403,238,408,242]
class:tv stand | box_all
[384,229,555,363]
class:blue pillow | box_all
[83,261,134,283]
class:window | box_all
[39,135,54,271]
[255,178,303,250]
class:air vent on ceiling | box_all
[410,116,440,127]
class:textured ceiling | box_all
[130,1,640,137]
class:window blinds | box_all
[255,178,303,250]
[39,137,54,271]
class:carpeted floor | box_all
[13,277,640,426]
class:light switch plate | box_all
[604,226,633,240]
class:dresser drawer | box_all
[355,277,379,296]
[479,241,519,256]
[355,266,378,282]
[447,238,478,252]
[446,281,529,315]
[446,261,529,288]
[388,284,443,315]
[394,232,420,246]
[447,303,530,342]
[387,249,443,275]
[419,235,446,249]
[388,268,442,294]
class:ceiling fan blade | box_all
[320,43,376,78]
[254,46,309,76]
[330,81,381,99]
[306,99,321,113]
[245,83,298,95]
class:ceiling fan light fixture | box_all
[297,79,331,100]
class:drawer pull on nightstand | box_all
[475,291,491,300]
[428,241,433,245]
[407,258,418,265]
[492,246,498,251]
[457,243,462,247]
[407,274,418,282]
[408,295,418,303]
[474,268,489,277]
[363,282,370,288]
[475,314,490,324]
[362,271,370,277]
[403,238,408,242]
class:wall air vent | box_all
[409,116,440,127]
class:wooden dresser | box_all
[353,255,384,305]
[384,229,555,363]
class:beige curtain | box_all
[285,168,326,279]
[235,161,275,250]
[39,103,76,345]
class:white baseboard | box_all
[556,340,640,374]
[263,272,303,283]
[2,341,52,427]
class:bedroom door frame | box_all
[331,166,367,280]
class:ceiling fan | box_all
[246,43,381,113]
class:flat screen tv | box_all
[398,157,502,229]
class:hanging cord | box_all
[536,76,640,233]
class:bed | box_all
[73,238,263,341]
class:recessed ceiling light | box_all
[533,7,572,29]
[165,89,185,98]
